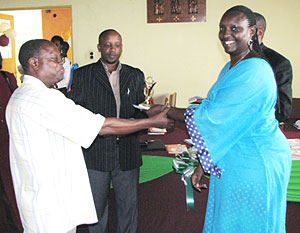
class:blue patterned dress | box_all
[188,58,292,233]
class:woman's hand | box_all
[191,164,207,192]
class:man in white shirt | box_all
[6,39,172,233]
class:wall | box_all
[1,0,299,107]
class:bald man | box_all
[6,39,172,233]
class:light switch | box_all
[89,51,94,59]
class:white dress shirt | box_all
[6,75,105,233]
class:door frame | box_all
[0,6,73,82]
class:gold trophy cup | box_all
[142,76,156,108]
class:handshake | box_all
[145,104,185,126]
[145,105,174,130]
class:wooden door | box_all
[42,8,72,63]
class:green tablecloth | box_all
[140,155,174,183]
[138,155,300,202]
[287,160,300,202]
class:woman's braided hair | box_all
[223,5,264,57]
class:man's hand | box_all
[150,107,174,129]
[146,104,185,122]
[99,107,173,136]
[191,164,207,192]
[145,104,164,117]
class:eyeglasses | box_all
[39,56,65,64]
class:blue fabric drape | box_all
[190,58,292,233]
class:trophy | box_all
[142,76,156,108]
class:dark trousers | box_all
[0,178,10,233]
[87,164,139,233]
[0,179,21,233]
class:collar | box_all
[100,59,122,74]
[22,74,47,87]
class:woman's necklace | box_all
[230,51,250,69]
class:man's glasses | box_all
[39,56,65,64]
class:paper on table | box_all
[184,139,194,145]
[188,96,204,104]
[166,144,188,154]
[148,127,167,135]
[287,139,300,160]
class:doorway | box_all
[0,7,72,84]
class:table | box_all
[281,119,300,202]
[77,121,300,233]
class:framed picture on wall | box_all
[147,0,206,23]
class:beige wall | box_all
[1,0,299,107]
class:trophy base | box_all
[133,104,150,110]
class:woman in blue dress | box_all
[147,5,292,233]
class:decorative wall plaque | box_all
[147,0,206,23]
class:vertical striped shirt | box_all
[6,75,105,233]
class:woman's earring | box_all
[248,38,253,48]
